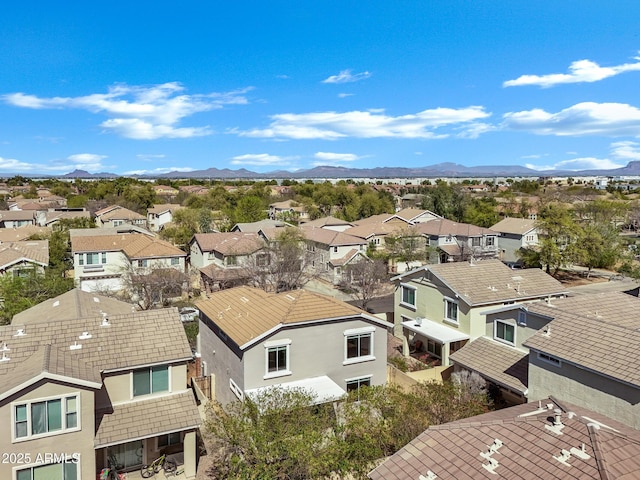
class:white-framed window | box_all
[157,431,182,450]
[12,394,80,442]
[264,339,291,379]
[132,365,169,397]
[344,326,375,365]
[444,297,458,324]
[226,256,237,266]
[494,319,515,346]
[345,375,372,398]
[373,238,381,245]
[171,257,180,266]
[486,236,495,246]
[113,220,123,226]
[138,259,148,268]
[517,311,527,326]
[471,237,481,247]
[525,234,535,242]
[16,461,78,480]
[400,284,416,308]
[538,352,562,367]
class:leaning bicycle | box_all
[140,452,177,478]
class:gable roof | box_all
[12,288,135,325]
[196,286,389,349]
[147,203,183,215]
[394,208,441,223]
[369,397,640,480]
[0,210,36,221]
[301,227,368,247]
[491,217,538,235]
[71,233,185,259]
[0,307,192,400]
[301,216,355,228]
[524,294,640,387]
[231,219,293,232]
[394,260,567,306]
[414,218,496,237]
[0,240,49,269]
[96,205,145,221]
[193,232,265,255]
[0,225,51,243]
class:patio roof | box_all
[402,318,469,344]
[245,375,346,404]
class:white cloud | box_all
[230,153,294,167]
[610,141,640,160]
[2,83,252,140]
[338,93,354,98]
[322,70,371,84]
[504,52,640,87]
[525,157,624,171]
[0,152,109,173]
[503,102,640,137]
[314,152,360,162]
[136,154,166,160]
[236,106,491,140]
[0,156,41,173]
[122,167,195,175]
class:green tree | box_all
[535,203,583,275]
[462,197,499,227]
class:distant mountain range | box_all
[12,162,640,180]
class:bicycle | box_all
[140,453,177,478]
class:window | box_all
[538,352,562,367]
[86,253,100,265]
[517,311,527,326]
[495,320,515,345]
[525,234,535,242]
[344,327,375,364]
[472,237,481,247]
[13,394,80,441]
[171,257,180,266]
[346,376,371,394]
[444,298,458,323]
[401,284,416,307]
[264,339,291,378]
[78,254,84,266]
[158,432,182,449]
[113,220,123,226]
[226,256,237,266]
[138,259,148,268]
[426,338,442,358]
[486,237,495,246]
[333,246,338,253]
[133,365,169,397]
[17,462,77,480]
[256,253,270,267]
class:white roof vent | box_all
[1,342,9,352]
[570,443,590,460]
[0,351,9,362]
[482,457,499,474]
[419,472,438,480]
[14,328,26,337]
[70,341,82,351]
[553,449,572,467]
[52,300,60,307]
[79,331,92,340]
[93,296,100,303]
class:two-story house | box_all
[268,200,309,223]
[0,210,37,228]
[0,240,49,277]
[37,210,91,228]
[71,230,187,292]
[524,292,640,429]
[146,204,183,232]
[0,291,200,480]
[95,205,147,229]
[0,226,51,243]
[189,232,266,292]
[299,215,355,232]
[414,218,499,263]
[490,217,539,266]
[301,226,369,284]
[196,287,392,406]
[392,259,567,367]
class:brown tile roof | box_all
[369,397,640,480]
[193,232,265,255]
[395,208,440,222]
[491,217,538,235]
[329,248,363,267]
[0,210,36,221]
[42,210,91,225]
[0,225,52,242]
[301,216,355,228]
[99,206,146,221]
[414,218,496,237]
[12,288,135,325]
[344,220,405,239]
[0,240,49,267]
[72,233,185,259]
[232,219,293,232]
[196,286,382,348]
[301,227,368,247]
[449,337,528,394]
[0,307,192,398]
[398,259,567,306]
[524,299,640,386]
[95,391,201,447]
[199,264,251,282]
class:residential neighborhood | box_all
[1,176,640,478]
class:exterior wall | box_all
[198,318,244,405]
[528,353,640,429]
[189,242,206,269]
[498,235,524,264]
[1,260,45,277]
[0,380,95,480]
[242,318,388,396]
[484,310,549,349]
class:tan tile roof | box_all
[449,337,528,394]
[199,264,251,282]
[0,210,36,221]
[344,221,405,239]
[0,240,49,267]
[414,218,496,237]
[97,205,145,221]
[193,232,265,255]
[232,219,293,232]
[147,204,183,215]
[401,259,567,306]
[196,287,378,348]
[0,307,192,397]
[72,233,185,258]
[491,217,538,235]
[0,225,51,242]
[301,227,368,247]
[369,398,640,480]
[395,208,440,222]
[94,391,201,447]
[12,288,135,325]
[330,248,362,266]
[524,301,640,386]
[42,210,91,225]
[301,216,354,228]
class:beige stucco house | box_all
[392,259,567,367]
[490,217,539,266]
[0,240,49,277]
[95,205,147,229]
[0,289,200,480]
[196,286,392,406]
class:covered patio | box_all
[401,317,469,366]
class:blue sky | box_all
[1,1,640,176]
